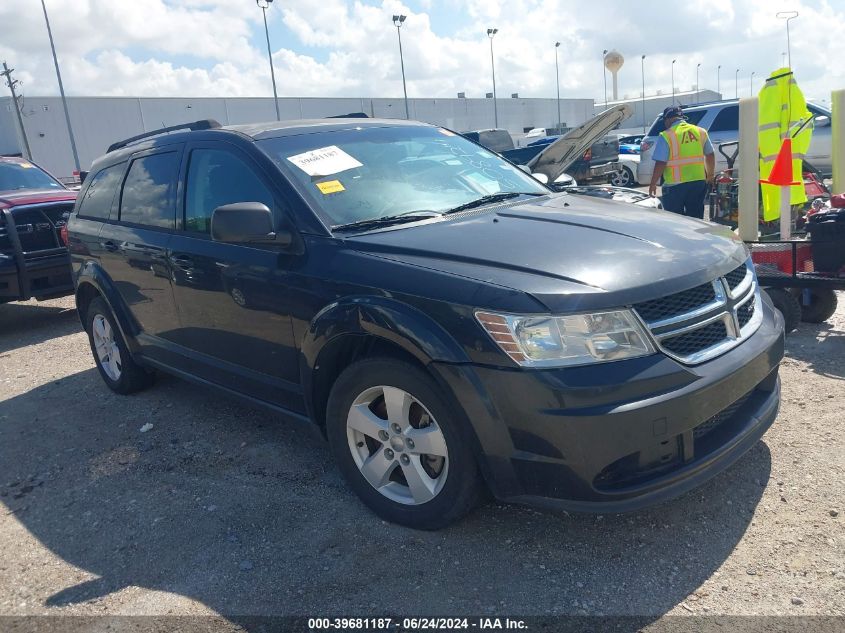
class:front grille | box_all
[632,258,761,365]
[633,282,716,322]
[14,210,59,251]
[693,391,753,440]
[661,319,728,357]
[724,263,748,292]
[9,204,72,254]
[737,297,755,329]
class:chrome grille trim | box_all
[634,259,762,365]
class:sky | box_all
[1,0,843,105]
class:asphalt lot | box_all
[0,294,843,625]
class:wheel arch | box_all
[75,261,141,353]
[301,297,471,431]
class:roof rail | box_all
[107,119,222,153]
[328,112,369,118]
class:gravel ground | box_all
[0,293,843,625]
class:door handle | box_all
[170,255,194,270]
[102,240,118,252]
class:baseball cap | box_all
[662,106,685,120]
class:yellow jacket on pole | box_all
[758,67,812,221]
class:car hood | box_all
[346,194,746,313]
[0,189,77,209]
[526,104,633,182]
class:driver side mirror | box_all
[211,202,293,247]
[815,115,830,128]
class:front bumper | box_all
[434,297,784,512]
[0,251,73,302]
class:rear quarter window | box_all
[708,106,739,133]
[647,110,708,136]
[76,163,125,220]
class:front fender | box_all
[302,296,470,369]
[300,296,471,421]
[75,260,142,353]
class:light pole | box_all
[696,62,701,103]
[40,0,79,172]
[750,71,755,96]
[393,15,409,119]
[641,54,646,134]
[671,59,676,104]
[602,49,608,108]
[554,42,561,134]
[735,68,739,99]
[487,28,498,128]
[717,65,721,97]
[776,11,799,70]
[257,0,280,121]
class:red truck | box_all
[0,156,77,303]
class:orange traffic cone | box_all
[761,137,800,186]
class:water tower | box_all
[604,50,624,101]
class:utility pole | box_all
[641,55,646,134]
[393,15,410,120]
[40,0,80,172]
[1,62,32,160]
[602,49,608,108]
[487,29,498,128]
[554,42,561,134]
[257,0,281,120]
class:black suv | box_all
[68,118,784,529]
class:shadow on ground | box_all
[0,301,80,354]
[0,362,771,625]
[785,320,845,380]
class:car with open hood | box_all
[0,156,76,304]
[67,117,784,529]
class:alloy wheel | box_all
[611,167,633,187]
[346,385,449,505]
[92,314,122,381]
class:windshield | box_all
[257,125,548,228]
[0,161,64,193]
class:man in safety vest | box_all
[648,106,715,219]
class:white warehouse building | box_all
[0,95,595,179]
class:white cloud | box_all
[1,0,843,105]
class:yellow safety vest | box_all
[759,67,812,221]
[660,122,708,185]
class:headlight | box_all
[476,309,655,367]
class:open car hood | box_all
[525,104,633,182]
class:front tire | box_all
[85,297,154,394]
[326,358,483,530]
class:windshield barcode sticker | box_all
[287,146,363,177]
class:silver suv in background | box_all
[636,99,832,186]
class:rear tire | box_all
[610,166,634,187]
[85,297,154,394]
[798,287,838,323]
[326,358,483,530]
[764,288,801,333]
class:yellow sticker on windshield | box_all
[316,180,345,194]
[19,162,34,168]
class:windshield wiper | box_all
[332,210,440,233]
[442,192,545,215]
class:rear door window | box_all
[77,163,125,219]
[119,152,180,229]
[183,148,275,234]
